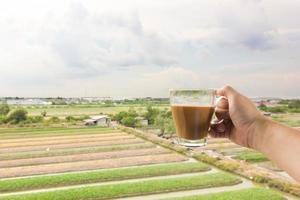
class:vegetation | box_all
[144,105,160,124]
[112,108,138,127]
[6,108,28,123]
[259,105,287,113]
[272,115,300,127]
[0,143,155,161]
[0,103,10,115]
[259,99,300,113]
[167,188,283,200]
[0,127,117,139]
[233,150,268,163]
[154,109,175,134]
[0,162,210,192]
[0,172,241,200]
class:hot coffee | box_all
[171,105,215,140]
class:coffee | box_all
[171,105,215,140]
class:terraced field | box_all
[0,127,288,199]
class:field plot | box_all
[196,137,300,184]
[0,127,285,200]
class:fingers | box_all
[209,119,232,138]
[216,85,237,100]
[215,96,230,120]
[216,96,228,109]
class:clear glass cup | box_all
[170,89,216,147]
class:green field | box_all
[165,188,283,200]
[0,127,119,139]
[21,104,168,117]
[0,162,210,193]
[233,150,268,163]
[0,143,155,160]
[0,172,241,200]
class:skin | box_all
[209,85,300,183]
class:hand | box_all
[209,85,268,149]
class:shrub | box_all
[48,116,60,123]
[0,115,8,124]
[0,103,10,115]
[7,108,28,123]
[41,111,47,117]
[26,116,44,123]
[66,116,76,122]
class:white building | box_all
[84,115,111,127]
[7,99,52,105]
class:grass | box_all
[0,127,104,134]
[25,105,168,116]
[0,128,119,139]
[233,150,268,163]
[0,143,155,160]
[163,188,283,200]
[0,162,210,193]
[272,115,300,127]
[0,172,241,200]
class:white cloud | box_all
[0,0,299,97]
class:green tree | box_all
[7,108,28,123]
[0,104,10,116]
[288,100,300,109]
[154,109,175,134]
[112,111,128,122]
[144,105,160,125]
[121,116,137,127]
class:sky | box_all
[0,0,299,98]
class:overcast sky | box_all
[0,0,299,98]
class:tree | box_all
[112,108,138,127]
[144,105,160,125]
[0,104,10,116]
[7,108,28,123]
[288,100,300,109]
[121,116,137,127]
[154,109,175,134]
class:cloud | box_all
[0,0,299,97]
[36,2,182,78]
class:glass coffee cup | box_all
[170,89,216,147]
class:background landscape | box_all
[0,0,300,200]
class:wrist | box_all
[248,116,272,152]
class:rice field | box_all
[0,127,286,200]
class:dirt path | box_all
[0,153,187,178]
[0,147,170,168]
[0,138,145,153]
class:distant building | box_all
[84,115,111,127]
[7,99,52,105]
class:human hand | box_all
[209,85,268,149]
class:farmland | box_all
[0,126,288,200]
[17,104,168,117]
